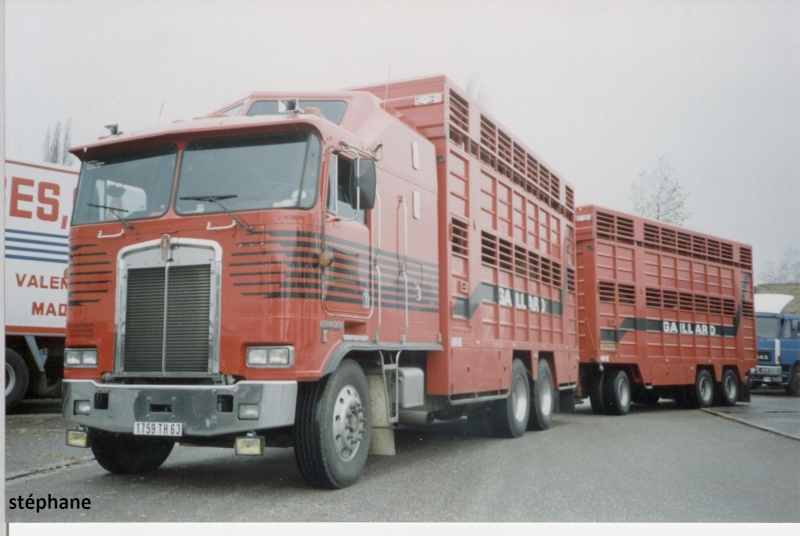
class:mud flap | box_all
[739,380,751,403]
[366,374,396,455]
[559,388,577,413]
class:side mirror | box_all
[349,158,376,210]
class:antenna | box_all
[157,102,164,125]
[382,64,392,111]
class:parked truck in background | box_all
[4,158,78,410]
[61,75,579,488]
[574,205,756,414]
[751,294,800,396]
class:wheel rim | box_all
[332,384,365,462]
[539,375,553,417]
[617,376,631,408]
[699,375,713,403]
[5,362,15,397]
[724,374,737,401]
[511,374,528,422]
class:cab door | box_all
[321,153,373,322]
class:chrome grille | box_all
[123,264,212,373]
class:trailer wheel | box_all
[90,430,174,474]
[694,370,715,408]
[527,359,554,431]
[786,365,800,397]
[602,369,631,416]
[490,359,530,438]
[715,369,739,406]
[5,348,30,412]
[294,359,371,489]
[588,371,605,415]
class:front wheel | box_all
[527,360,554,431]
[786,365,800,397]
[490,359,530,438]
[694,370,715,408]
[90,430,174,474]
[294,360,372,489]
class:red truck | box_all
[574,205,756,414]
[61,75,578,488]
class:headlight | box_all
[247,346,294,367]
[65,349,98,367]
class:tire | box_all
[602,369,631,416]
[588,371,605,415]
[490,359,530,438]
[715,369,739,406]
[786,365,800,397]
[528,359,554,431]
[90,430,174,474]
[294,359,372,489]
[694,370,715,408]
[5,348,30,411]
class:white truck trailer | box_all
[5,158,78,410]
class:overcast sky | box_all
[5,0,800,282]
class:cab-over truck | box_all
[62,75,579,488]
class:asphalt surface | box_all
[4,391,799,523]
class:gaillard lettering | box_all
[496,286,549,314]
[498,287,513,308]
[663,321,718,336]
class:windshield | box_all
[175,131,321,214]
[72,145,177,225]
[756,316,782,339]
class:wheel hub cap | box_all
[332,384,365,461]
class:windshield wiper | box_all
[179,195,256,233]
[87,203,134,229]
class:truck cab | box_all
[752,298,800,396]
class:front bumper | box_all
[749,365,783,382]
[62,380,297,436]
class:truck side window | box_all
[327,154,365,223]
[782,319,793,339]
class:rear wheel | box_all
[490,359,530,438]
[528,360,554,431]
[5,348,29,412]
[715,369,739,406]
[588,371,605,415]
[90,430,174,474]
[602,369,631,416]
[294,359,371,489]
[694,370,715,408]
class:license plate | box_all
[134,422,183,437]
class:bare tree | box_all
[43,119,74,165]
[466,73,489,109]
[631,156,691,226]
[761,245,800,284]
